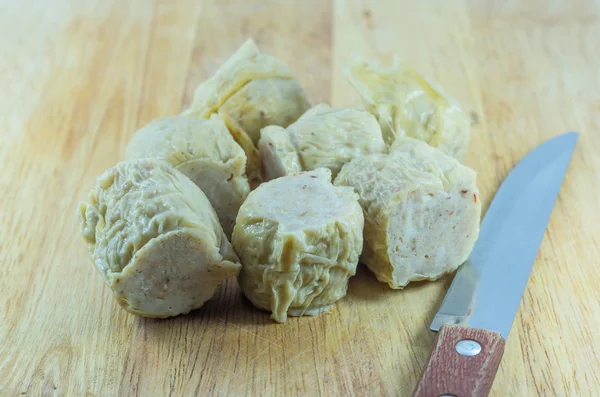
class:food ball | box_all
[77,159,241,318]
[232,169,364,323]
[259,104,386,181]
[345,58,471,161]
[335,138,481,288]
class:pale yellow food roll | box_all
[232,169,364,323]
[335,138,481,289]
[345,58,471,161]
[78,159,241,318]
[259,104,386,181]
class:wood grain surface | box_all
[1,1,599,396]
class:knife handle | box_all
[412,324,505,397]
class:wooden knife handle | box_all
[412,324,505,397]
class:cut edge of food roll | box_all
[258,125,303,181]
[112,228,241,318]
[369,181,480,289]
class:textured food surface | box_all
[125,116,250,236]
[219,78,310,144]
[78,159,241,317]
[335,138,481,288]
[287,104,387,177]
[182,39,294,119]
[259,104,386,181]
[259,125,303,181]
[232,169,364,322]
[345,59,471,161]
[181,39,309,182]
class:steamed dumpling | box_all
[335,138,481,288]
[233,169,364,323]
[259,104,386,181]
[345,59,471,161]
[78,159,241,318]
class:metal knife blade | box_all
[430,132,578,339]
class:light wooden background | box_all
[1,1,599,396]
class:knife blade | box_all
[413,132,578,397]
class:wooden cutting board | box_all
[1,1,599,396]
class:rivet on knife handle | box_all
[412,324,505,397]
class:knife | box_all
[412,132,579,397]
